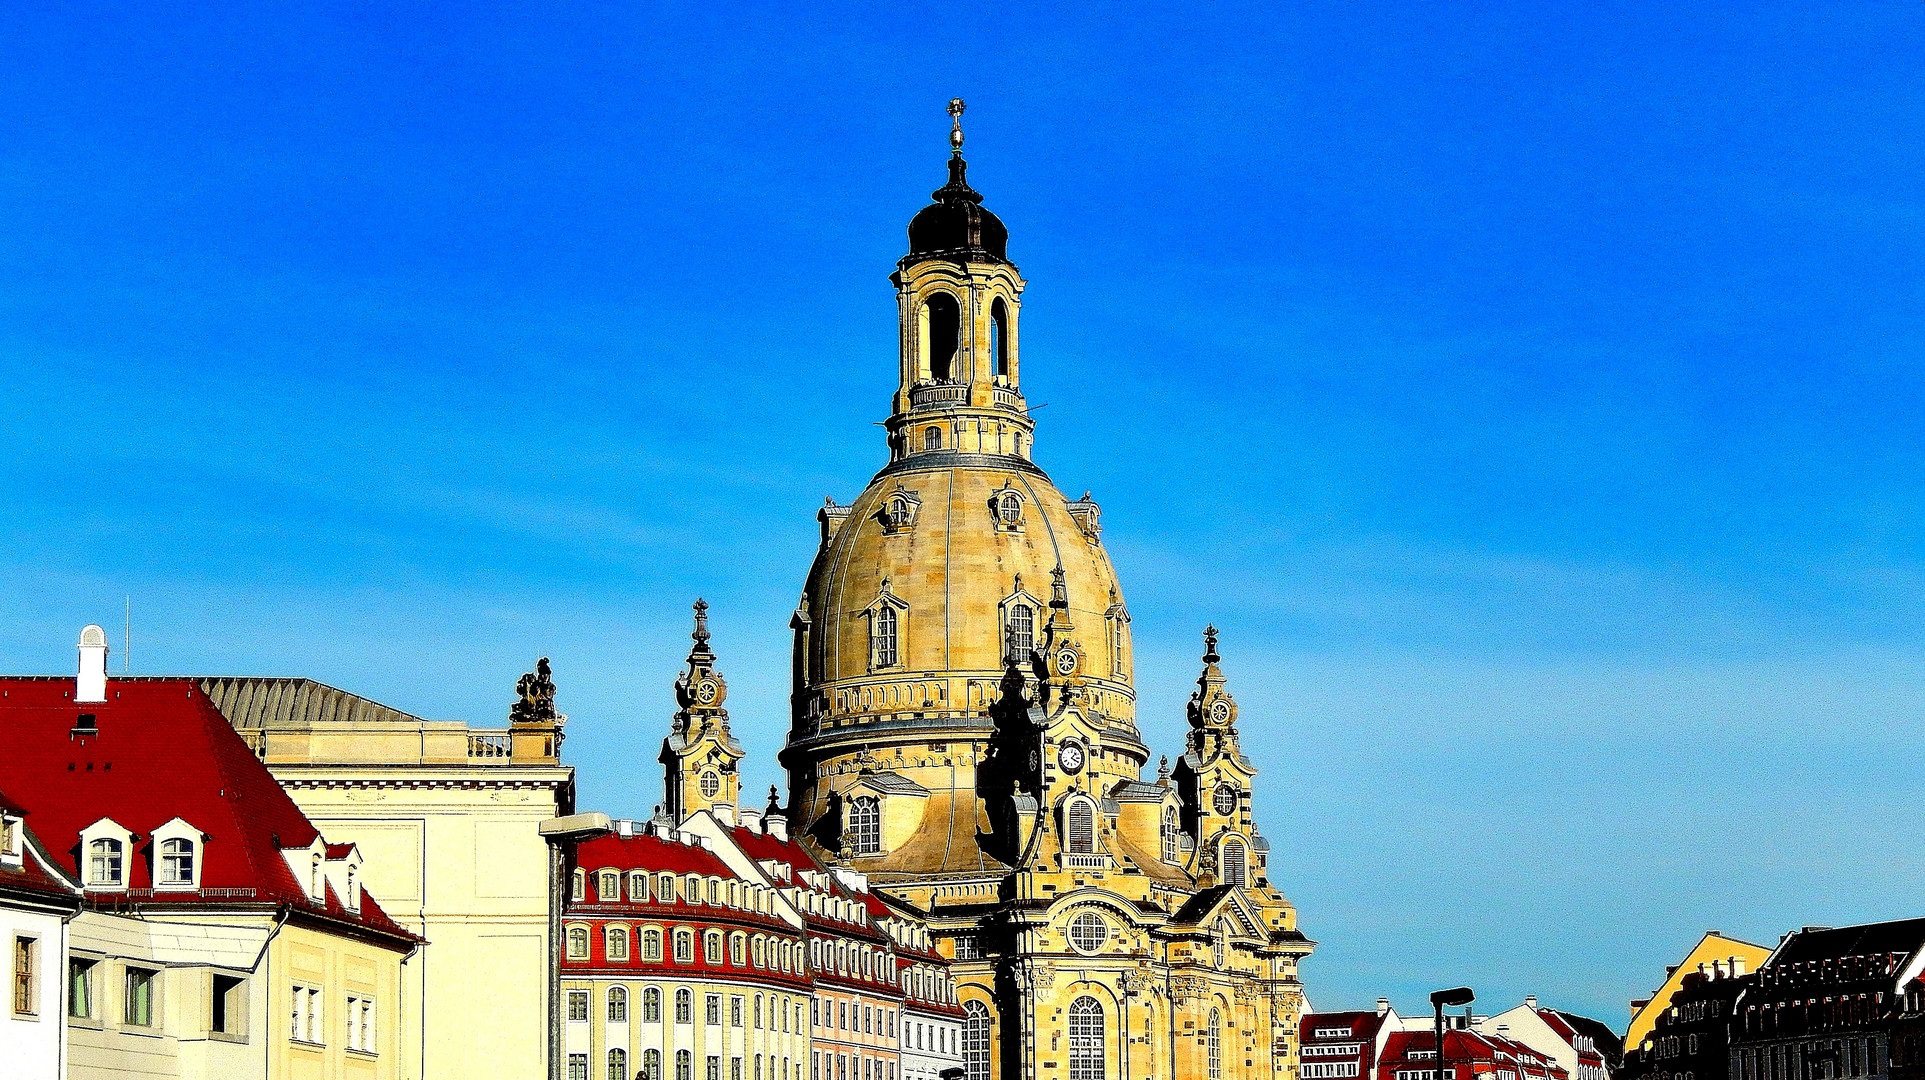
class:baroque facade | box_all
[775,102,1313,1080]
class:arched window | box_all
[924,293,960,382]
[731,933,746,966]
[1221,838,1248,887]
[991,298,1010,377]
[1007,603,1034,660]
[609,1049,627,1080]
[925,426,943,451]
[1066,798,1096,854]
[849,796,882,856]
[645,1050,663,1080]
[873,606,899,668]
[566,926,589,960]
[1162,806,1179,863]
[88,838,124,886]
[609,986,628,1022]
[677,1049,693,1080]
[705,930,723,963]
[1213,919,1230,967]
[159,838,195,885]
[598,870,619,900]
[1207,1008,1222,1080]
[998,492,1022,525]
[607,926,629,961]
[964,1004,991,1080]
[1068,996,1106,1080]
[644,987,662,1023]
[675,988,693,1024]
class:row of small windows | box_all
[575,869,776,912]
[570,1050,802,1080]
[569,987,804,1034]
[83,836,196,887]
[864,600,1129,675]
[804,937,899,987]
[566,925,803,973]
[918,294,1011,384]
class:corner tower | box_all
[662,599,744,820]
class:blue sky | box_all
[3,1,1923,1025]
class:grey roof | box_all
[854,771,931,797]
[198,677,430,730]
[1108,779,1167,803]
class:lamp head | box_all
[1431,987,1475,1008]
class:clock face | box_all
[1213,785,1237,815]
[1058,741,1086,774]
[1209,699,1231,724]
[696,680,717,705]
[1057,650,1078,674]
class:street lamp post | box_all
[1431,988,1475,1080]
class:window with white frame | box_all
[570,1055,590,1080]
[1068,912,1108,953]
[345,994,376,1053]
[598,870,619,900]
[568,990,589,1023]
[67,956,97,1020]
[289,982,320,1043]
[607,926,629,961]
[1068,996,1105,1080]
[1303,1065,1360,1078]
[88,838,124,887]
[158,837,195,886]
[572,869,586,901]
[1162,805,1179,863]
[643,928,663,960]
[644,987,662,1023]
[1005,603,1034,661]
[676,988,693,1024]
[848,796,881,856]
[567,926,589,960]
[1207,1008,1223,1080]
[872,605,900,669]
[629,871,649,901]
[609,1049,628,1080]
[609,986,627,1022]
[705,931,723,964]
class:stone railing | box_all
[910,383,968,407]
[991,386,1025,410]
[468,731,512,759]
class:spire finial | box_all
[692,598,710,647]
[948,98,966,156]
[1202,624,1220,665]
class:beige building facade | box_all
[203,672,574,1080]
[778,104,1313,1080]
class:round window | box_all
[1067,912,1108,953]
[1213,785,1237,815]
[700,773,721,798]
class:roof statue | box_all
[510,656,561,726]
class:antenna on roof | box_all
[124,596,131,674]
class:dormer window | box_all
[159,839,194,886]
[572,869,586,901]
[88,838,123,887]
[0,814,17,862]
[848,796,881,856]
[598,870,620,901]
[657,873,675,901]
[998,493,1021,525]
[628,871,649,901]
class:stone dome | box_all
[799,454,1132,723]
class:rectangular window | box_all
[569,990,590,1022]
[707,993,722,1026]
[68,957,96,1019]
[732,996,744,1026]
[126,967,157,1028]
[12,936,36,1016]
[709,1056,721,1080]
[343,994,375,1052]
[1302,1065,1360,1079]
[952,934,980,960]
[571,1054,591,1080]
[212,974,245,1036]
[733,1059,743,1080]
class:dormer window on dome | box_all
[989,485,1026,533]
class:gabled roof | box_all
[0,809,81,907]
[1107,779,1167,803]
[197,676,430,729]
[575,831,734,877]
[1300,1010,1387,1042]
[0,677,414,946]
[850,771,930,797]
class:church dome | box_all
[905,157,1009,265]
[799,456,1133,723]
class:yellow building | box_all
[202,663,574,1080]
[1623,931,1771,1051]
[778,101,1313,1080]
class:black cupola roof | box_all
[904,100,1009,266]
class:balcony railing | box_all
[1063,854,1111,870]
[991,386,1025,410]
[909,383,968,407]
[468,732,512,759]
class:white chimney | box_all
[1378,998,1391,1016]
[766,812,789,842]
[76,625,108,703]
[741,808,763,834]
[1731,957,1746,976]
[1525,995,1538,1011]
[714,804,737,827]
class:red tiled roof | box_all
[0,677,414,945]
[0,820,81,905]
[575,831,735,878]
[1302,1010,1388,1042]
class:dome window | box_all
[1065,797,1096,854]
[922,292,961,383]
[865,584,909,671]
[1162,805,1179,864]
[988,484,1025,533]
[848,795,881,856]
[876,484,923,534]
[1006,604,1034,662]
[874,607,899,667]
[924,426,943,451]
